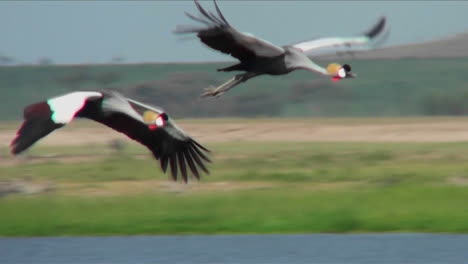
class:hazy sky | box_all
[1,1,468,64]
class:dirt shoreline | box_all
[2,118,468,148]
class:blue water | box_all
[1,234,467,264]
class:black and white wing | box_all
[95,92,211,181]
[291,16,389,57]
[174,0,285,62]
[10,91,210,182]
[10,91,103,155]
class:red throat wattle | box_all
[148,124,158,130]
[331,76,341,82]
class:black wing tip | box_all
[159,140,211,183]
[160,156,169,173]
[9,144,20,156]
[10,141,22,156]
[365,16,387,39]
[213,0,230,25]
[182,0,228,29]
[10,131,36,156]
[192,139,211,153]
[8,119,47,157]
[190,141,211,163]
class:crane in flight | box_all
[175,0,388,98]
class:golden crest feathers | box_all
[326,63,342,76]
[143,111,158,123]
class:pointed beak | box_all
[346,72,356,78]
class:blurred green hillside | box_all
[1,58,468,120]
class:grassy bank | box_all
[1,185,467,236]
[1,141,468,236]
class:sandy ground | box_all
[0,179,362,197]
[3,118,468,196]
[2,118,468,149]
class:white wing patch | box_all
[291,17,388,56]
[293,37,369,54]
[48,91,102,124]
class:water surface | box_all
[1,234,467,263]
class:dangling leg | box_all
[201,73,258,98]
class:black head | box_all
[343,64,355,78]
[160,113,169,121]
[343,64,351,72]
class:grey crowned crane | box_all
[175,0,388,97]
[10,91,210,182]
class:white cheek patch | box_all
[338,68,346,78]
[155,116,164,127]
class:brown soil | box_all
[2,118,468,149]
[59,180,276,196]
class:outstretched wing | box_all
[10,91,210,182]
[96,92,210,181]
[10,102,64,155]
[10,91,103,155]
[291,16,389,57]
[174,0,285,62]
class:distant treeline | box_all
[1,58,468,120]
